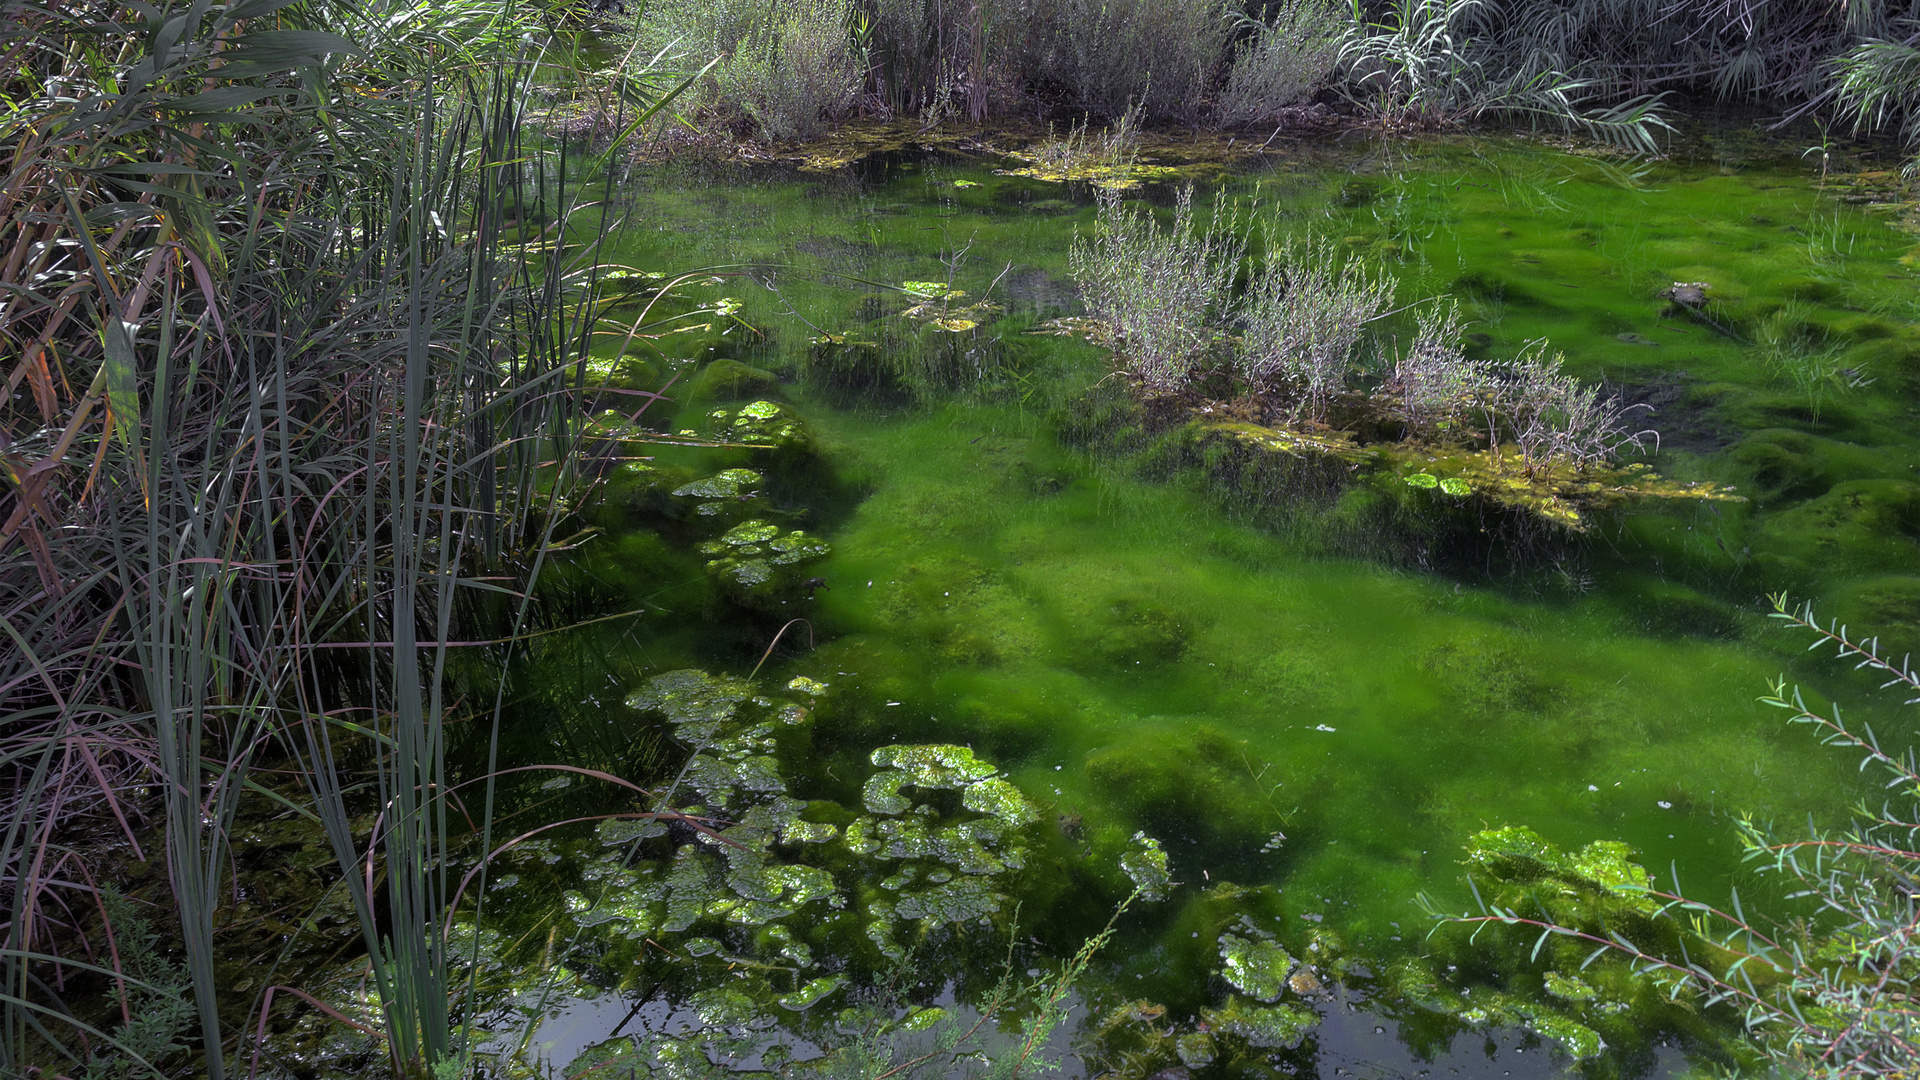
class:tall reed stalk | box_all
[0,2,696,1075]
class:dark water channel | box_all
[445,130,1920,1080]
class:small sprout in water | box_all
[786,676,828,696]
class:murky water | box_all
[455,131,1920,1078]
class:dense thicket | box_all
[637,0,1920,162]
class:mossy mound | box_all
[1752,478,1920,575]
[1828,574,1920,657]
[689,358,779,400]
[1720,428,1900,505]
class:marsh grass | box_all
[1754,302,1872,420]
[0,2,704,1076]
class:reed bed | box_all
[0,2,696,1075]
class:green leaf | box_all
[216,29,361,75]
[101,319,142,449]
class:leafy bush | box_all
[1218,0,1346,123]
[647,0,864,140]
[1019,0,1232,121]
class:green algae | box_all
[1216,932,1295,1002]
[1118,832,1171,902]
[402,132,1920,1080]
[1205,997,1317,1050]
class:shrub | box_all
[1386,300,1481,434]
[1234,231,1396,420]
[1068,187,1244,390]
[1023,0,1232,121]
[648,0,864,140]
[1217,0,1347,123]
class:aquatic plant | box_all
[1830,24,1920,180]
[1334,0,1673,152]
[1754,301,1873,420]
[1067,187,1244,391]
[1449,596,1920,1076]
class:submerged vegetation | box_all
[1448,598,1920,1077]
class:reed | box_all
[0,2,696,1075]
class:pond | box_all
[434,128,1920,1079]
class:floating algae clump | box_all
[704,400,809,449]
[1465,825,1655,902]
[1119,832,1171,901]
[610,669,1045,974]
[1204,997,1317,1050]
[1544,971,1599,1002]
[673,467,763,499]
[870,743,998,787]
[1217,932,1295,1003]
[695,518,831,601]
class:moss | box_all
[1089,597,1190,668]
[1829,575,1920,656]
[1613,575,1744,639]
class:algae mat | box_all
[448,135,1920,1078]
